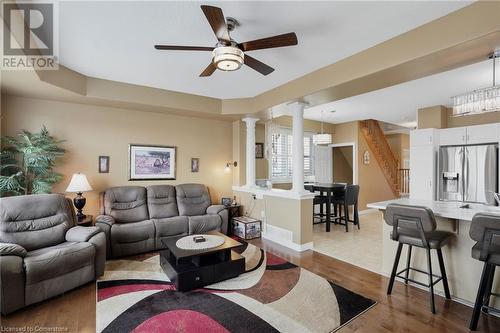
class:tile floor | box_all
[312,210,384,274]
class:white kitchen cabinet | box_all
[410,128,437,147]
[439,127,466,146]
[465,123,500,145]
[410,145,436,200]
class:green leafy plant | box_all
[0,126,65,196]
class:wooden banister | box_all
[359,119,400,196]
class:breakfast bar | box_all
[368,198,500,307]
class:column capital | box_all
[286,101,308,115]
[242,117,259,128]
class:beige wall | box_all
[418,105,500,129]
[385,133,410,168]
[332,146,353,184]
[1,95,234,216]
[358,129,397,210]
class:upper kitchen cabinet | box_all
[465,123,500,145]
[439,123,499,146]
[439,127,467,146]
[410,128,438,147]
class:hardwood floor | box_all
[2,237,499,333]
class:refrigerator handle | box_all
[463,146,469,202]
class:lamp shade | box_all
[313,133,332,146]
[65,173,92,193]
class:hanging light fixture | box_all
[313,110,332,145]
[451,51,500,116]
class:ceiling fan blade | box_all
[154,45,214,51]
[238,32,298,51]
[199,62,217,77]
[244,55,274,76]
[200,5,230,42]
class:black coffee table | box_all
[160,231,245,291]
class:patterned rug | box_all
[97,240,375,333]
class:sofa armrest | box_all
[95,214,115,226]
[95,215,114,258]
[66,226,101,242]
[207,205,229,234]
[206,204,226,215]
[88,232,106,278]
[0,242,27,257]
[0,255,25,314]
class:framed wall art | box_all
[129,144,176,180]
[98,156,109,173]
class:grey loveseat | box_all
[96,184,228,258]
[0,194,106,315]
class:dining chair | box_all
[333,184,359,232]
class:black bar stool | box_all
[469,213,500,331]
[333,185,360,232]
[384,203,454,313]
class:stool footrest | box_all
[396,267,443,288]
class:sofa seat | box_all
[24,241,95,285]
[110,220,155,257]
[188,215,222,234]
[154,216,189,249]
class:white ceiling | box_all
[304,59,496,127]
[59,1,471,99]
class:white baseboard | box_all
[262,224,313,252]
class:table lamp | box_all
[66,173,93,220]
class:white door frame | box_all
[329,142,357,185]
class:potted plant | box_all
[0,126,65,196]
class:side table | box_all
[76,215,94,227]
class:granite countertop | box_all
[367,198,500,221]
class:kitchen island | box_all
[367,198,500,307]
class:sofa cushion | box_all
[153,216,188,239]
[188,215,221,234]
[104,186,149,223]
[111,220,155,244]
[24,242,95,284]
[147,185,178,218]
[0,194,73,251]
[176,184,211,216]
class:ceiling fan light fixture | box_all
[212,46,244,71]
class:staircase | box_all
[359,119,400,196]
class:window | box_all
[269,127,315,181]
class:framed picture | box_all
[129,144,176,180]
[255,142,264,159]
[191,158,199,172]
[98,156,109,173]
[221,197,232,207]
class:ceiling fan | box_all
[154,5,298,77]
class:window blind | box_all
[270,127,315,179]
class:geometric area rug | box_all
[97,240,376,333]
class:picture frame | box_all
[255,142,264,159]
[191,158,199,172]
[221,197,232,207]
[98,156,109,173]
[129,144,176,180]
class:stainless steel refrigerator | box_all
[438,144,498,205]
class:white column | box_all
[290,102,307,194]
[242,117,259,188]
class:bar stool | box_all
[469,213,500,331]
[333,185,360,232]
[312,195,328,224]
[384,203,454,314]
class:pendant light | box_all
[452,51,500,116]
[313,110,332,145]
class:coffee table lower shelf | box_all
[160,248,245,291]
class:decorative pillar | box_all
[242,117,259,188]
[290,102,307,194]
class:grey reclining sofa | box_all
[0,194,106,315]
[96,184,228,258]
